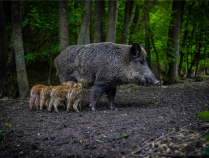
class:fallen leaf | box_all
[96,140,103,143]
[5,123,12,127]
[120,133,129,139]
[197,111,209,120]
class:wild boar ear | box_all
[129,43,141,62]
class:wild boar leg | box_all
[89,81,111,112]
[105,85,118,110]
[66,99,72,112]
[78,99,82,111]
[40,96,45,111]
[29,94,36,110]
[54,98,61,112]
[45,98,50,109]
[48,97,55,112]
[73,100,80,112]
[35,95,40,110]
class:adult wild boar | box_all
[55,42,159,112]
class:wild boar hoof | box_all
[92,108,96,112]
[110,105,118,111]
[55,109,59,113]
[48,109,52,112]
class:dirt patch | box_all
[0,78,209,158]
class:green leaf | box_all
[13,128,16,131]
[197,111,209,120]
[205,135,209,141]
[120,133,129,139]
[104,111,109,114]
[19,151,23,154]
[0,130,3,134]
[102,135,107,138]
[205,145,209,155]
[96,140,103,143]
[153,101,160,104]
[5,123,12,127]
[205,104,208,106]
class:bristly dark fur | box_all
[55,42,151,86]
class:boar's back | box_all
[55,42,131,85]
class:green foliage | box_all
[197,111,209,120]
[5,75,18,86]
[5,0,208,77]
[205,135,209,141]
[153,101,160,104]
[25,44,59,61]
[205,135,209,155]
[96,140,103,143]
[120,133,129,139]
[0,130,3,134]
[5,123,12,127]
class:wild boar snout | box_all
[144,72,159,85]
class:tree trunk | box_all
[20,1,25,24]
[150,32,162,86]
[187,51,198,77]
[136,0,158,29]
[107,0,117,43]
[94,0,101,43]
[78,0,92,45]
[129,3,140,44]
[90,12,93,43]
[145,1,151,68]
[58,0,69,52]
[203,46,207,75]
[74,2,78,45]
[186,51,188,75]
[178,1,194,76]
[101,0,106,42]
[195,42,202,77]
[47,52,52,85]
[11,1,30,99]
[167,0,185,83]
[120,0,134,44]
[0,1,8,98]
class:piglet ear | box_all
[129,43,141,62]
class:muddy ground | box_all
[0,77,209,158]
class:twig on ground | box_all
[151,153,205,157]
[188,129,209,145]
[141,137,155,146]
[122,122,197,158]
